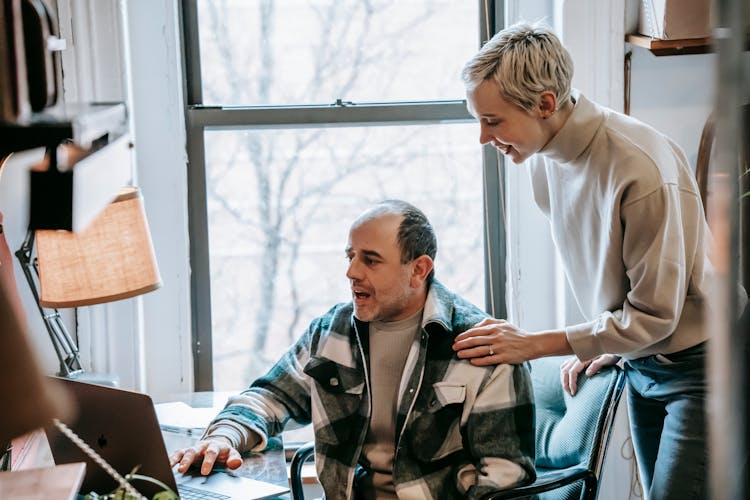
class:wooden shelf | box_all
[626,34,713,56]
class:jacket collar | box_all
[314,280,456,367]
[421,280,453,333]
[350,279,455,335]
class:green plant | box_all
[81,467,179,500]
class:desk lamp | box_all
[15,185,161,380]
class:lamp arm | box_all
[14,229,83,377]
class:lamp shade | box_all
[36,186,161,308]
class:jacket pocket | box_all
[431,382,466,411]
[304,355,365,395]
[304,356,365,446]
[407,382,466,462]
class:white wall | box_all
[122,0,193,397]
[629,50,715,166]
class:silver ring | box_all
[488,345,494,356]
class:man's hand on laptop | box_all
[169,436,243,475]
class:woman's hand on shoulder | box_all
[452,317,534,365]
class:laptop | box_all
[45,377,290,499]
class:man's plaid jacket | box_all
[204,280,536,499]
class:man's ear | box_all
[538,91,557,119]
[410,255,434,288]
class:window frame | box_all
[180,0,507,390]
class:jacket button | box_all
[329,377,339,386]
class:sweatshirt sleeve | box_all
[566,184,704,360]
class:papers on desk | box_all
[155,401,220,436]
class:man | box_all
[452,23,743,499]
[171,200,535,499]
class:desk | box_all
[158,392,291,498]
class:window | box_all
[183,0,506,390]
[196,1,479,105]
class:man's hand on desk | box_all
[169,436,243,475]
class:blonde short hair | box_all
[461,22,573,111]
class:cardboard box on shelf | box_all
[638,0,711,40]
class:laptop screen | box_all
[45,377,183,498]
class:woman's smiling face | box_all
[466,79,551,164]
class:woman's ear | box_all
[538,91,558,119]
[410,255,434,288]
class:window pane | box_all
[196,0,479,105]
[205,124,484,388]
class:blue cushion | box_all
[530,356,616,471]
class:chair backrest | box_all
[530,356,625,483]
[290,441,315,500]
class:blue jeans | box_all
[624,342,707,500]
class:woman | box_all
[452,22,727,499]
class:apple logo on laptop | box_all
[97,434,108,449]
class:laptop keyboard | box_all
[178,485,231,499]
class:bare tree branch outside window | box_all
[196,0,483,386]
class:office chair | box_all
[290,441,315,500]
[481,356,625,500]
[290,357,625,500]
